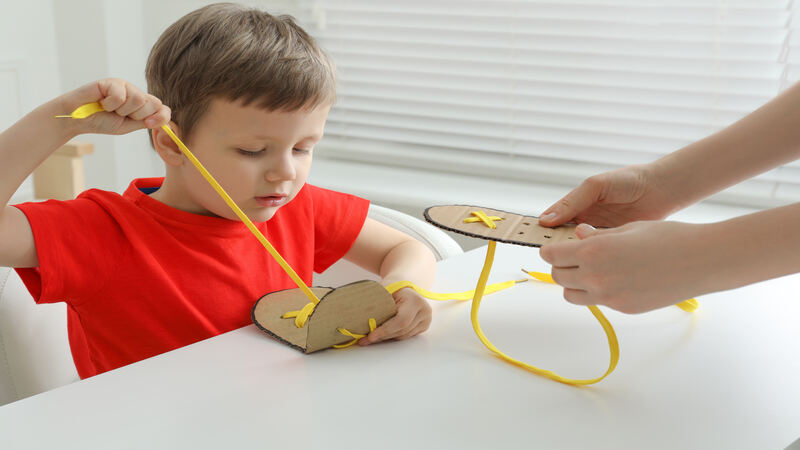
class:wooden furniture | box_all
[33,141,94,200]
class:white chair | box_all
[0,266,79,406]
[0,204,461,405]
[314,204,463,285]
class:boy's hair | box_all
[146,2,336,144]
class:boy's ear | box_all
[152,122,184,167]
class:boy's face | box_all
[172,98,329,222]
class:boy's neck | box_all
[148,176,208,216]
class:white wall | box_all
[2,0,61,201]
[50,0,168,194]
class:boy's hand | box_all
[59,79,171,136]
[359,287,432,346]
[540,220,712,314]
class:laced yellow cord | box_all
[451,210,697,385]
[464,211,503,228]
[334,318,377,348]
[385,279,527,300]
[473,241,620,385]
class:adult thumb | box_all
[539,181,602,227]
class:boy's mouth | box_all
[255,193,288,207]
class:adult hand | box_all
[538,164,682,229]
[539,220,712,313]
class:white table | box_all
[1,243,799,449]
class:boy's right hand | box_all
[537,164,680,228]
[59,79,171,136]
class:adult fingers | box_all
[539,176,605,227]
[550,267,584,290]
[562,288,592,306]
[539,240,582,267]
[576,222,631,240]
[574,223,598,240]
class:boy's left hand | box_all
[359,287,431,346]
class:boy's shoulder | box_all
[284,183,369,217]
[13,178,165,237]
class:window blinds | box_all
[301,0,798,208]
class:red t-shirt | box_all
[13,178,369,378]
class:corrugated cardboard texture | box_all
[252,287,333,352]
[424,205,578,247]
[252,281,397,353]
[306,280,397,353]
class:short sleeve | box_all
[13,197,128,305]
[308,185,370,273]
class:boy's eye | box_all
[237,148,264,157]
[293,147,312,155]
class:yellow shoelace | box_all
[452,211,697,385]
[60,103,697,386]
[333,318,378,348]
[463,211,503,228]
[474,241,619,385]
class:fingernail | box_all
[540,212,556,222]
[575,223,596,238]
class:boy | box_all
[0,3,436,379]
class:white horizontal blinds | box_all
[787,8,800,86]
[303,0,796,204]
[772,7,800,200]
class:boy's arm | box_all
[342,217,437,345]
[0,79,170,268]
[0,99,74,267]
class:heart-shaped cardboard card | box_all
[252,280,397,353]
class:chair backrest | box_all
[366,204,462,261]
[313,204,462,286]
[0,267,79,405]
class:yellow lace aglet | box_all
[521,268,555,284]
[676,298,699,313]
[54,102,105,119]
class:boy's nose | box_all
[264,149,296,182]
